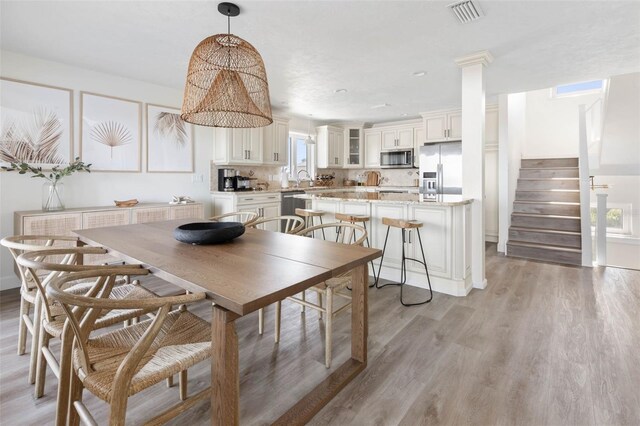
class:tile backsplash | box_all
[211,162,421,191]
[321,168,421,187]
[210,162,284,191]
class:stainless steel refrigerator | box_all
[419,141,462,195]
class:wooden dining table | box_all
[73,219,381,425]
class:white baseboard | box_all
[378,266,472,297]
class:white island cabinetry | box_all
[304,193,472,296]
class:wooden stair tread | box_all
[509,227,581,236]
[518,178,579,180]
[516,189,580,192]
[512,213,580,220]
[506,241,582,253]
[514,201,580,205]
[520,167,579,170]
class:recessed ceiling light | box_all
[334,89,348,94]
[412,71,427,77]
[371,103,391,109]
[401,113,408,117]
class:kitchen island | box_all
[296,191,473,296]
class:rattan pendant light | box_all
[181,2,273,128]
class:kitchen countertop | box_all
[295,191,472,206]
[211,186,421,194]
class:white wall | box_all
[497,93,526,253]
[598,72,640,174]
[0,51,214,290]
[523,88,602,159]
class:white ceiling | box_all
[1,0,639,124]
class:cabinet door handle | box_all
[276,152,279,161]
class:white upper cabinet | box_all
[413,126,425,167]
[424,115,447,142]
[317,125,345,168]
[448,112,462,140]
[422,107,497,143]
[381,126,414,149]
[263,116,289,165]
[213,127,263,165]
[364,130,382,168]
[424,111,460,142]
[344,128,364,168]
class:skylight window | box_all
[552,80,604,97]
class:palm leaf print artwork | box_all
[0,107,65,164]
[155,112,188,147]
[90,121,133,159]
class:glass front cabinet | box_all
[344,127,364,168]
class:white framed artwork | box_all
[146,104,194,173]
[0,78,73,167]
[80,92,141,172]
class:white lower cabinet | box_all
[211,192,281,231]
[370,203,407,270]
[408,205,450,275]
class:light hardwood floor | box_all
[1,244,639,425]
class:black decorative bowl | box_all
[173,222,245,245]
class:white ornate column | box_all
[456,50,493,289]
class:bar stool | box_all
[295,208,326,239]
[335,213,377,287]
[373,217,433,306]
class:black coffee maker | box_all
[218,168,237,192]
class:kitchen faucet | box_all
[297,169,311,187]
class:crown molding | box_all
[455,50,494,68]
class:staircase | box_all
[506,158,582,266]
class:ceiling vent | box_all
[448,0,484,24]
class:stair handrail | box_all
[578,104,593,266]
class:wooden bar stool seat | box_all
[295,208,326,239]
[374,217,433,306]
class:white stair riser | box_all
[511,215,581,232]
[507,243,582,265]
[515,191,580,202]
[521,158,579,168]
[517,179,579,190]
[513,203,580,216]
[509,229,581,248]
[520,168,579,178]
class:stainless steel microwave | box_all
[380,148,414,168]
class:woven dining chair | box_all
[209,211,259,225]
[0,235,81,381]
[47,268,212,426]
[277,223,367,368]
[17,246,159,402]
[248,214,305,234]
[248,215,306,338]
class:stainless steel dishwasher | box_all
[281,190,307,216]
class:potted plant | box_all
[2,157,91,211]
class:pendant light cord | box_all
[226,10,231,70]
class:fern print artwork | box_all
[80,92,141,172]
[154,112,188,147]
[146,104,193,172]
[0,107,65,164]
[90,121,133,158]
[0,78,72,166]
